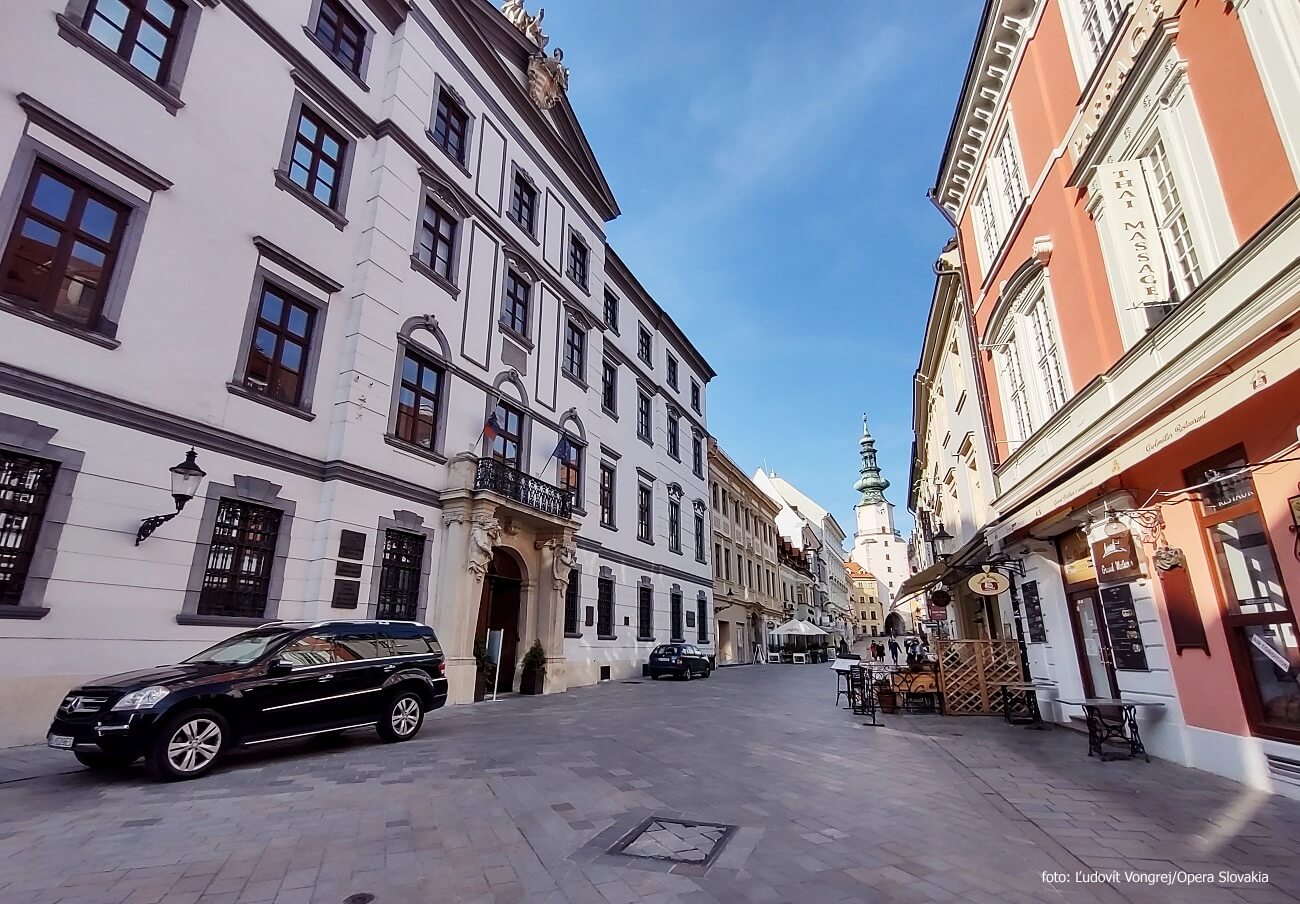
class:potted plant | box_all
[473,638,492,702]
[519,639,546,696]
[876,677,898,714]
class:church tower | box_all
[850,416,908,608]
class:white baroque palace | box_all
[0,0,714,746]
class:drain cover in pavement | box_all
[609,817,735,866]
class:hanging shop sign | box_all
[1091,527,1144,583]
[968,570,1010,597]
[1059,529,1097,585]
[927,603,948,621]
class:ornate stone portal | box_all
[500,0,570,110]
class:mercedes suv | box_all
[46,620,448,780]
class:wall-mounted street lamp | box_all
[929,526,954,563]
[135,448,206,546]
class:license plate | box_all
[47,734,74,749]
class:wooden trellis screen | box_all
[936,639,1025,715]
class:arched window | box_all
[987,265,1070,446]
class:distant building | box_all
[848,417,912,622]
[845,561,885,639]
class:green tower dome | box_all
[853,415,890,504]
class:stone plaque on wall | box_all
[338,530,367,561]
[331,579,360,609]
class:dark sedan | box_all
[647,644,713,680]
[46,620,447,780]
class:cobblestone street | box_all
[2,665,1299,904]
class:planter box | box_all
[519,667,545,696]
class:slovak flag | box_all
[482,412,501,444]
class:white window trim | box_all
[989,272,1072,446]
[972,114,1028,278]
[1058,0,1129,90]
[1085,51,1236,348]
[1235,0,1300,185]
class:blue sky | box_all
[542,1,982,541]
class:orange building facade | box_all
[930,0,1300,795]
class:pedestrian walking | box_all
[888,638,900,666]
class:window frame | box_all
[597,573,615,639]
[637,581,654,641]
[490,397,527,471]
[603,289,619,333]
[306,0,375,87]
[508,167,538,238]
[0,136,153,345]
[412,193,462,291]
[666,407,680,460]
[637,482,653,544]
[670,589,684,643]
[598,461,616,529]
[557,432,584,509]
[366,512,436,621]
[229,269,329,419]
[668,496,682,554]
[430,81,473,170]
[989,274,1071,445]
[636,389,653,444]
[563,318,587,385]
[564,567,581,637]
[697,594,710,644]
[389,344,448,459]
[691,432,703,478]
[275,95,355,228]
[500,267,533,343]
[601,359,618,416]
[693,507,706,563]
[566,228,590,291]
[690,379,701,414]
[666,353,678,389]
[637,324,653,366]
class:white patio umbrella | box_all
[770,619,829,636]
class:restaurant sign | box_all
[1090,527,1144,583]
[968,570,1010,597]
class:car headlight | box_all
[111,686,170,711]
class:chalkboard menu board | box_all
[1022,580,1047,643]
[1100,584,1148,671]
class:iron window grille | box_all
[394,349,444,451]
[197,499,283,618]
[601,360,618,413]
[0,451,58,606]
[567,234,589,289]
[638,326,652,365]
[243,283,316,407]
[433,90,469,164]
[564,567,580,635]
[376,529,425,620]
[671,591,684,642]
[0,162,128,329]
[418,199,458,281]
[597,576,614,637]
[83,0,185,84]
[510,173,536,234]
[313,0,365,76]
[288,108,346,208]
[501,270,531,337]
[637,484,653,543]
[637,392,652,442]
[599,463,615,527]
[638,585,653,640]
[697,597,709,643]
[564,321,586,381]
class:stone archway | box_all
[477,547,528,693]
[884,611,905,637]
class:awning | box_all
[896,562,946,600]
[771,619,829,636]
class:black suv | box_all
[46,620,447,780]
[647,644,713,680]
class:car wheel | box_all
[682,667,692,681]
[74,750,138,771]
[377,689,425,743]
[147,708,228,781]
[703,667,712,679]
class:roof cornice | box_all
[605,245,717,382]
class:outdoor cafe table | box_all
[996,681,1056,729]
[1058,697,1166,762]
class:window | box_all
[432,89,469,164]
[723,549,730,581]
[564,568,580,635]
[601,360,618,414]
[1186,449,1299,742]
[697,596,709,643]
[509,171,536,235]
[973,185,999,269]
[638,325,652,365]
[312,0,366,77]
[557,435,582,505]
[242,283,316,408]
[1080,0,1126,65]
[416,198,458,283]
[670,591,684,642]
[197,500,283,618]
[82,0,185,83]
[690,379,701,413]
[566,233,589,289]
[637,483,652,543]
[490,399,524,470]
[563,321,586,382]
[666,354,678,389]
[597,575,614,637]
[1026,295,1067,417]
[694,511,706,563]
[599,463,615,528]
[972,123,1028,272]
[638,584,654,640]
[287,107,346,210]
[995,126,1027,214]
[393,349,444,452]
[0,452,58,606]
[692,434,703,477]
[637,391,652,443]
[667,408,680,459]
[0,163,129,330]
[501,270,531,337]
[1147,138,1203,298]
[993,285,1070,443]
[668,497,681,554]
[603,290,619,332]
[375,529,425,620]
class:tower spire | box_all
[853,413,890,504]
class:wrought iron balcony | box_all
[475,457,573,519]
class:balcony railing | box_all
[475,457,573,519]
